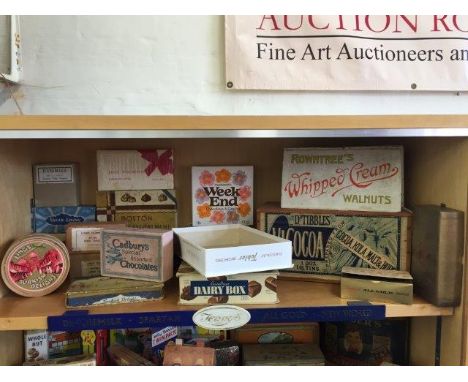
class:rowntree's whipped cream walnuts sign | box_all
[281,147,403,212]
[192,166,254,226]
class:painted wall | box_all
[0,15,466,115]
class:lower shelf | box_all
[0,279,454,331]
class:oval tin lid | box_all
[192,305,251,330]
[1,234,70,297]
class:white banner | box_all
[225,15,468,91]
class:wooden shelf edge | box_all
[0,279,455,331]
[0,115,467,131]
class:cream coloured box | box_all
[101,228,173,282]
[97,150,174,191]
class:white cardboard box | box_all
[97,150,174,191]
[281,146,403,212]
[173,224,292,277]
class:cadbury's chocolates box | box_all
[281,146,403,212]
[192,166,253,226]
[257,203,411,282]
[320,319,409,366]
[100,228,173,282]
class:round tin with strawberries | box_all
[1,234,70,297]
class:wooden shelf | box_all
[0,279,453,331]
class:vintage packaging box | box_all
[242,344,325,366]
[320,319,409,366]
[96,189,177,229]
[176,260,279,305]
[66,276,165,308]
[69,251,101,280]
[31,206,96,234]
[230,323,319,344]
[173,224,292,277]
[97,149,174,191]
[23,354,96,366]
[341,267,413,305]
[412,204,465,307]
[66,222,126,253]
[101,228,173,282]
[206,340,240,366]
[192,166,253,226]
[24,330,49,363]
[48,331,83,359]
[163,340,216,366]
[281,146,403,212]
[33,163,80,207]
[257,203,411,282]
[107,344,156,366]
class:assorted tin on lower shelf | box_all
[65,277,165,308]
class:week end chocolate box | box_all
[176,260,278,305]
[257,203,411,282]
[96,189,177,230]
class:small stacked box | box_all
[64,149,176,308]
[31,163,96,240]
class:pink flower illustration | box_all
[238,185,252,201]
[232,170,247,186]
[226,209,240,224]
[195,188,209,204]
[199,170,215,186]
[210,211,226,224]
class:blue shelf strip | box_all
[47,304,386,331]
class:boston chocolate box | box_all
[281,146,403,212]
[101,228,173,282]
[96,189,177,230]
[192,166,253,226]
[31,206,96,234]
[97,149,174,191]
[33,163,80,207]
[176,261,279,305]
[257,203,411,282]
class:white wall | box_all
[1,15,466,115]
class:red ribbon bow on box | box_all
[138,149,174,176]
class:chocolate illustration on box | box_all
[96,189,177,230]
[177,261,279,305]
[257,203,411,282]
[192,166,253,226]
[31,206,96,234]
[282,146,403,212]
[1,234,70,297]
[100,228,173,282]
[97,149,174,191]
